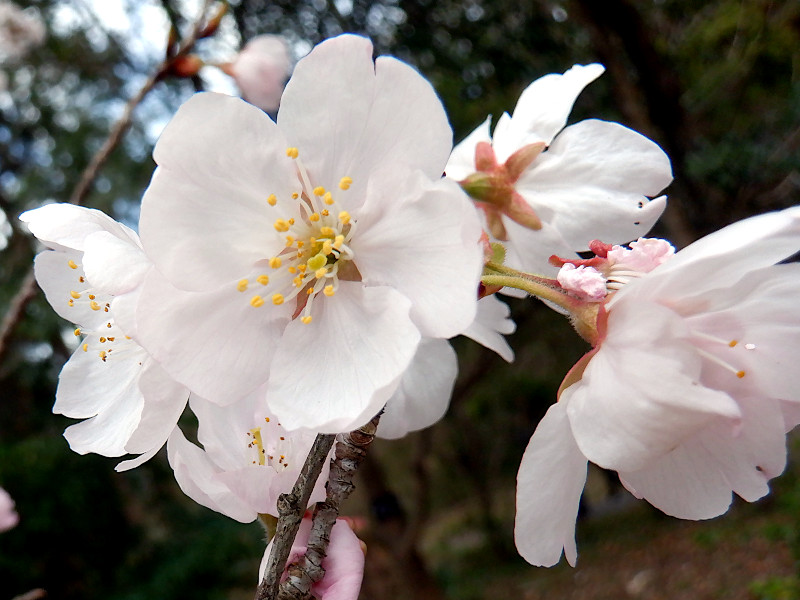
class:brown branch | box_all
[255,433,337,600]
[277,413,381,600]
[0,0,214,366]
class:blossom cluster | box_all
[21,31,800,592]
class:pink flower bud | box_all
[226,35,291,113]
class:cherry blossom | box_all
[136,34,483,433]
[221,34,292,113]
[20,204,188,471]
[167,393,329,522]
[259,516,365,600]
[0,486,18,532]
[516,207,800,566]
[446,64,673,276]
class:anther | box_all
[333,235,344,250]
[323,192,334,205]
[324,285,335,297]
[70,290,81,299]
[309,213,320,222]
[729,340,738,347]
[288,266,297,274]
[320,226,335,236]
[285,236,295,246]
[99,350,107,362]
[321,209,329,217]
[301,316,312,324]
[313,186,325,196]
[737,370,746,378]
[315,268,327,279]
[286,147,299,159]
[257,275,269,285]
[90,300,101,311]
[267,194,277,206]
[274,219,290,232]
[339,176,352,190]
[291,192,299,199]
[68,259,78,269]
[272,293,284,305]
[68,299,74,307]
[73,328,81,336]
[99,337,106,343]
[82,343,88,352]
[269,257,282,269]
[338,211,351,225]
[237,279,249,292]
[306,288,314,295]
[293,276,304,288]
[250,295,265,308]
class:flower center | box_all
[245,416,294,471]
[237,147,357,324]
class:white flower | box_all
[515,207,800,567]
[224,34,292,113]
[0,486,18,532]
[446,64,672,275]
[135,35,483,433]
[168,393,329,522]
[21,204,188,471]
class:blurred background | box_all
[1,0,800,598]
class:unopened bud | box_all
[168,54,205,78]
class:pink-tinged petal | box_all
[54,339,146,420]
[515,400,587,567]
[167,429,256,523]
[0,487,19,533]
[565,301,741,473]
[686,264,800,403]
[624,206,800,302]
[267,283,420,432]
[192,394,257,471]
[82,230,149,297]
[33,251,109,329]
[352,175,482,338]
[445,116,492,181]
[134,269,289,405]
[141,93,297,291]
[258,518,365,600]
[780,400,800,433]
[501,217,576,278]
[231,35,291,113]
[313,519,366,600]
[20,203,138,252]
[461,295,516,362]
[494,63,605,160]
[377,338,458,439]
[278,35,452,210]
[123,359,189,455]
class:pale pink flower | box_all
[135,35,483,433]
[516,207,800,567]
[226,34,291,113]
[259,516,365,600]
[446,64,672,276]
[0,487,18,532]
[20,204,188,471]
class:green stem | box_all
[482,262,582,314]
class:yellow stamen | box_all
[297,265,307,273]
[306,288,314,295]
[68,259,78,269]
[272,293,284,305]
[99,337,106,343]
[257,275,270,286]
[286,147,299,159]
[339,176,352,190]
[309,213,320,222]
[269,257,282,269]
[315,268,327,279]
[288,266,297,274]
[301,316,312,324]
[99,350,107,362]
[250,295,265,307]
[89,300,101,311]
[74,328,81,336]
[250,427,265,465]
[285,236,295,246]
[68,299,74,307]
[324,285,335,297]
[82,343,88,352]
[70,290,81,299]
[274,219,290,232]
[323,192,334,205]
[293,276,304,288]
[313,186,325,196]
[333,235,344,250]
[338,211,351,225]
[237,279,249,292]
[267,194,277,206]
[322,240,333,255]
[737,370,746,378]
[729,340,738,347]
[321,209,330,217]
[320,226,335,236]
[88,294,95,300]
[291,192,299,200]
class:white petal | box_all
[352,175,482,338]
[494,63,605,159]
[267,283,420,432]
[141,92,296,291]
[377,338,458,439]
[278,35,452,210]
[62,387,142,457]
[565,301,741,473]
[20,203,138,252]
[445,116,492,181]
[515,400,587,567]
[501,217,576,277]
[461,295,516,362]
[33,250,108,328]
[134,269,288,405]
[167,428,256,523]
[82,230,150,297]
